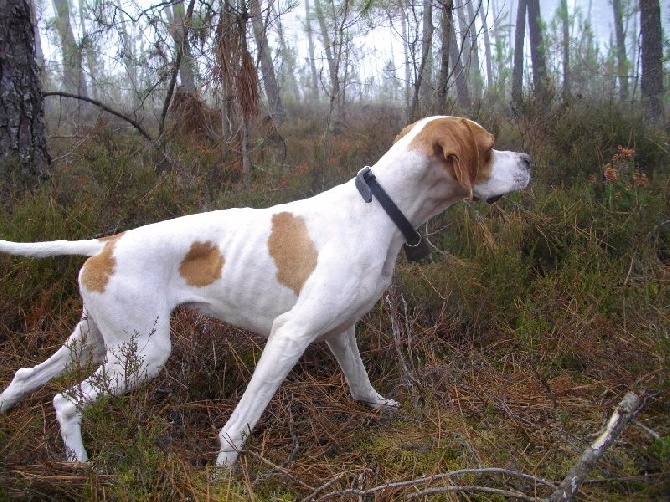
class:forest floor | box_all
[0,102,668,500]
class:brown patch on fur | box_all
[406,117,495,196]
[81,233,125,293]
[268,212,318,295]
[179,241,225,287]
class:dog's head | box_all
[395,116,531,203]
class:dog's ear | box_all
[431,118,481,199]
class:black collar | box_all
[355,167,431,261]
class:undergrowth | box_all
[0,103,668,500]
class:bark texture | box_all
[0,0,50,179]
[640,0,664,121]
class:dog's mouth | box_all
[474,194,503,204]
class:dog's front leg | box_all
[325,325,399,409]
[216,312,316,467]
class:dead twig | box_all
[43,91,153,142]
[407,485,544,500]
[549,391,643,501]
[306,467,556,501]
[42,91,183,171]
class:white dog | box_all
[0,116,530,466]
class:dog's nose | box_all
[520,153,532,169]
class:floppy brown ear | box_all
[431,118,479,198]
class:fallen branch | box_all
[302,392,645,501]
[407,485,544,500]
[303,467,556,501]
[43,91,154,142]
[549,391,642,501]
[43,91,184,171]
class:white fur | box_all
[0,116,530,466]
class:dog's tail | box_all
[0,239,105,258]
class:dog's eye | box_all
[482,149,492,164]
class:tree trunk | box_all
[171,0,197,93]
[116,0,139,109]
[273,3,299,102]
[314,0,344,127]
[410,0,433,120]
[418,0,433,110]
[434,0,453,114]
[0,0,50,179]
[52,0,86,97]
[52,0,86,128]
[449,15,471,109]
[78,0,99,100]
[559,0,570,100]
[235,2,257,186]
[612,0,628,101]
[639,0,663,121]
[511,0,526,104]
[218,1,234,139]
[401,4,411,117]
[304,0,320,101]
[250,0,285,124]
[526,0,547,99]
[630,4,638,97]
[463,0,482,100]
[478,0,493,91]
[159,0,196,139]
[491,0,509,98]
[30,0,44,73]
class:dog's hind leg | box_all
[52,316,172,462]
[0,311,105,413]
[324,325,399,409]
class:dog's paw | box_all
[361,392,400,410]
[372,397,400,410]
[209,462,235,482]
[215,449,239,468]
[0,392,16,414]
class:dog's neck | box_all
[367,151,468,230]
